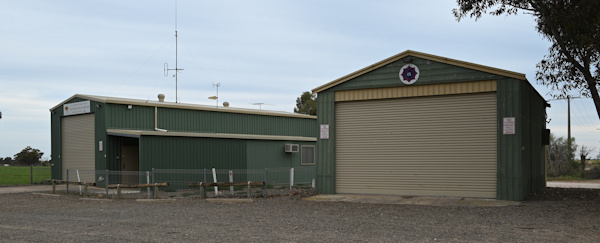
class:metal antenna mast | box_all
[208,83,221,108]
[164,0,184,103]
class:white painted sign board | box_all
[320,124,329,139]
[63,100,91,116]
[503,117,515,135]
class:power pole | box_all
[564,95,581,160]
[568,95,571,158]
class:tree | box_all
[1,157,12,165]
[579,144,594,172]
[13,146,44,166]
[453,0,600,120]
[547,133,578,177]
[294,91,317,116]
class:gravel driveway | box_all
[1,188,599,242]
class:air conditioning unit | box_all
[285,144,299,153]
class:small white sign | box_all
[320,124,329,139]
[98,141,103,152]
[64,100,91,116]
[503,117,516,135]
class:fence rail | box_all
[59,167,315,199]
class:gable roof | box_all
[312,50,527,93]
[50,94,316,119]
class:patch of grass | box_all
[587,160,600,165]
[0,166,51,186]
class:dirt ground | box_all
[1,187,599,242]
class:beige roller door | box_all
[335,92,497,198]
[61,114,95,182]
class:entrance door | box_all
[121,146,139,184]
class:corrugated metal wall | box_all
[139,136,247,171]
[496,79,547,200]
[246,140,316,183]
[330,58,504,92]
[156,108,315,137]
[106,104,154,130]
[335,80,496,102]
[335,92,497,197]
[316,91,336,194]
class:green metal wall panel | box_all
[50,110,61,179]
[316,91,336,194]
[520,81,532,198]
[496,79,547,200]
[105,104,155,130]
[156,107,316,137]
[246,140,316,184]
[527,83,547,195]
[138,136,247,171]
[497,79,522,200]
[330,57,504,92]
[246,140,296,169]
[94,101,107,172]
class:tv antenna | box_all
[208,83,221,108]
[164,0,184,103]
[251,103,269,110]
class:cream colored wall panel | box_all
[335,80,496,102]
[61,114,95,182]
[335,92,497,198]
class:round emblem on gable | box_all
[399,64,420,85]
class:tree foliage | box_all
[453,0,600,120]
[13,146,44,166]
[294,91,317,116]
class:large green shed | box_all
[50,94,317,184]
[313,50,548,201]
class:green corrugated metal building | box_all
[312,50,548,201]
[49,94,317,184]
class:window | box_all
[301,145,315,165]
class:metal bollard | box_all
[264,168,268,198]
[117,184,121,199]
[151,168,155,199]
[105,169,109,198]
[153,183,158,199]
[66,169,69,194]
[247,181,251,199]
[52,180,56,194]
[199,182,206,199]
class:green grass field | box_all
[0,166,51,186]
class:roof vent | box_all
[223,102,229,107]
[158,94,165,102]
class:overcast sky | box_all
[0,0,598,159]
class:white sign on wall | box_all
[320,124,329,139]
[503,117,516,135]
[63,100,91,116]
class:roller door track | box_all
[335,92,497,198]
[61,114,95,182]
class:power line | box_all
[571,101,599,133]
